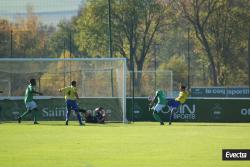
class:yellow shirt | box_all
[60,86,77,100]
[175,91,189,104]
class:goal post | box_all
[0,58,127,123]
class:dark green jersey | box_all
[24,84,34,104]
[155,90,166,105]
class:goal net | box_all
[0,58,127,123]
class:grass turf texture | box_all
[0,122,250,167]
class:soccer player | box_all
[168,85,189,125]
[79,107,106,124]
[58,80,83,126]
[18,79,43,124]
[150,90,167,125]
[94,107,106,123]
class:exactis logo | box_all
[225,151,247,159]
[161,104,196,120]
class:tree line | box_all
[0,0,249,89]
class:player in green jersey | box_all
[150,90,167,125]
[18,79,43,124]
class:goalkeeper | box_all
[79,107,106,124]
[149,90,167,125]
[58,81,83,126]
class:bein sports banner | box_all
[126,98,250,122]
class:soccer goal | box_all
[0,58,127,123]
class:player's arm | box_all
[75,91,79,99]
[148,95,158,108]
[32,90,43,95]
[153,95,158,104]
[58,87,66,92]
[30,86,42,95]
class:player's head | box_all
[71,80,76,87]
[180,85,186,91]
[156,89,163,95]
[95,107,101,112]
[30,78,36,86]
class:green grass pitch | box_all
[0,122,250,167]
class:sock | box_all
[76,111,83,124]
[20,110,31,118]
[153,112,162,122]
[66,107,71,121]
[33,109,38,122]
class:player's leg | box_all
[168,100,180,125]
[72,101,83,126]
[153,104,164,125]
[29,101,39,124]
[169,108,175,125]
[18,101,37,123]
[65,100,72,125]
[32,108,39,124]
[97,117,105,124]
[18,110,31,123]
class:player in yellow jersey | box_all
[59,81,83,126]
[168,85,189,125]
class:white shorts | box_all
[154,104,165,113]
[25,101,37,110]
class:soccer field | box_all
[0,122,249,167]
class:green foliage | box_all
[75,0,170,68]
[0,19,12,57]
[75,0,110,57]
[0,0,249,87]
[158,54,188,86]
[48,20,82,57]
[175,0,250,86]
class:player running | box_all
[149,90,167,125]
[168,85,189,125]
[18,78,43,124]
[58,80,84,126]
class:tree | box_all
[158,54,188,87]
[11,5,53,58]
[75,0,171,88]
[177,0,222,86]
[177,0,250,86]
[49,20,81,57]
[0,19,12,57]
[209,0,250,86]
